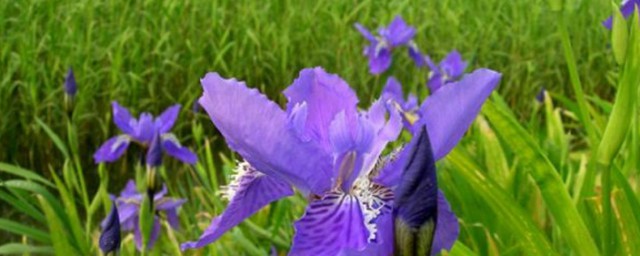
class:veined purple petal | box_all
[431,190,459,255]
[161,134,198,164]
[355,23,376,42]
[198,72,333,194]
[416,68,501,160]
[181,163,293,250]
[441,50,467,79]
[290,192,369,255]
[93,135,131,163]
[112,101,137,136]
[381,16,416,46]
[134,216,161,250]
[156,104,181,133]
[340,212,394,256]
[284,67,359,150]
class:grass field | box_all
[1,0,639,255]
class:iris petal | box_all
[199,72,333,194]
[93,135,131,163]
[431,190,459,255]
[382,16,416,46]
[417,68,501,160]
[181,163,293,250]
[156,104,181,134]
[161,134,198,164]
[134,216,161,250]
[112,101,136,136]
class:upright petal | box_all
[431,191,459,255]
[416,68,501,160]
[290,192,369,255]
[382,16,416,46]
[64,68,77,96]
[156,104,181,133]
[181,163,293,250]
[93,135,131,163]
[112,101,137,136]
[199,72,333,194]
[161,134,198,164]
[284,67,359,150]
[355,23,376,42]
[381,77,404,105]
[441,50,467,79]
[134,113,155,143]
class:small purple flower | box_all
[104,180,185,251]
[99,203,121,254]
[93,101,197,165]
[536,87,547,103]
[355,16,425,74]
[64,68,77,97]
[603,0,640,29]
[382,77,420,128]
[182,66,501,254]
[425,50,468,92]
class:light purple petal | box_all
[134,113,155,142]
[112,101,136,135]
[156,198,186,211]
[156,104,181,134]
[116,203,139,231]
[416,68,501,160]
[134,216,161,251]
[181,165,293,250]
[431,190,459,255]
[161,134,198,164]
[152,184,168,200]
[93,135,131,163]
[381,77,404,105]
[198,72,333,194]
[340,212,394,256]
[427,72,445,93]
[441,50,467,79]
[284,67,359,151]
[290,192,369,255]
[121,180,139,198]
[382,16,416,46]
[355,23,376,42]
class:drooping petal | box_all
[156,104,181,133]
[339,211,394,256]
[284,67,359,150]
[161,134,197,164]
[416,68,501,160]
[290,192,369,255]
[93,135,131,163]
[181,163,293,250]
[156,198,186,211]
[381,16,416,46]
[355,23,376,42]
[431,190,459,255]
[134,216,161,251]
[199,72,333,194]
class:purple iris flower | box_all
[182,66,501,254]
[425,50,468,92]
[99,203,121,254]
[355,16,426,74]
[93,101,197,165]
[536,87,547,103]
[381,77,420,128]
[103,180,186,251]
[603,0,640,29]
[64,68,77,97]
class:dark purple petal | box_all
[424,55,439,72]
[416,68,501,160]
[284,67,359,150]
[198,72,333,194]
[166,208,180,230]
[161,134,197,164]
[112,101,137,136]
[155,104,181,133]
[441,50,467,79]
[64,68,77,96]
[340,212,394,256]
[408,43,426,67]
[427,72,445,92]
[382,77,404,105]
[156,198,186,211]
[290,192,369,255]
[367,46,392,74]
[536,87,546,103]
[134,216,161,251]
[146,133,163,167]
[431,190,459,255]
[381,16,416,46]
[181,164,293,250]
[355,23,376,42]
[93,135,131,163]
[99,203,121,253]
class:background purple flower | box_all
[603,0,640,29]
[425,50,468,92]
[93,101,197,164]
[64,68,77,97]
[99,203,121,254]
[104,180,185,251]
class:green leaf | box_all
[0,162,54,188]
[50,172,89,254]
[35,117,70,159]
[0,190,45,222]
[0,243,54,254]
[37,195,78,254]
[482,99,599,256]
[0,218,50,243]
[612,1,629,65]
[611,189,640,255]
[446,148,555,255]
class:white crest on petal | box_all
[220,161,263,201]
[352,178,394,242]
